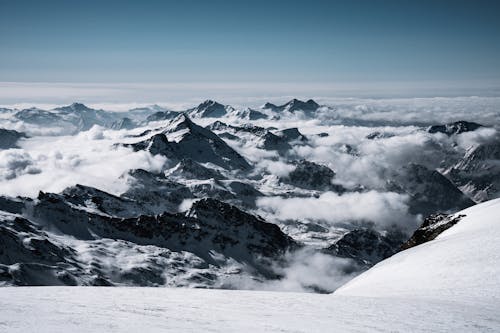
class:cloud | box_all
[256,191,413,229]
[218,248,360,293]
[0,150,41,180]
[0,127,167,197]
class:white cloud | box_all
[0,127,167,197]
[256,191,413,229]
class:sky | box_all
[1,0,500,99]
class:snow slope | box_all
[0,287,498,332]
[336,198,500,301]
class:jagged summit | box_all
[55,102,94,112]
[187,100,232,118]
[129,113,251,170]
[230,108,268,120]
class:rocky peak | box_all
[188,100,229,118]
[55,102,93,112]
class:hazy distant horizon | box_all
[1,80,500,109]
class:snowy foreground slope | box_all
[0,287,498,332]
[1,199,500,332]
[336,198,500,300]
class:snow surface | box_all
[336,198,500,301]
[0,287,499,332]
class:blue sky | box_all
[1,0,500,88]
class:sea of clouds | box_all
[1,95,499,291]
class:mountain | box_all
[230,108,268,120]
[146,110,180,122]
[0,129,27,149]
[53,103,117,131]
[129,114,251,170]
[14,107,61,125]
[280,160,341,191]
[427,120,483,135]
[14,103,119,133]
[387,163,474,216]
[335,198,500,300]
[444,140,500,202]
[0,186,297,286]
[166,158,226,180]
[121,169,195,213]
[324,228,406,267]
[276,128,308,142]
[110,117,137,130]
[400,213,465,250]
[187,100,234,118]
[263,99,320,113]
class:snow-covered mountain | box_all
[187,100,234,118]
[128,114,251,170]
[444,140,500,202]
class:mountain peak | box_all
[188,100,229,118]
[56,102,93,112]
[263,99,319,112]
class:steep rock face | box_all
[31,193,296,273]
[276,128,308,142]
[259,132,292,151]
[281,160,340,191]
[0,212,83,286]
[129,114,251,170]
[187,199,297,258]
[61,184,146,218]
[0,210,219,287]
[110,117,137,130]
[0,129,27,149]
[444,141,500,202]
[0,196,26,214]
[387,163,474,216]
[427,121,483,135]
[325,228,404,267]
[400,213,465,251]
[121,169,194,213]
[187,100,233,118]
[166,158,226,180]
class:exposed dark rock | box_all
[187,100,229,118]
[366,131,395,140]
[127,114,251,170]
[264,99,319,113]
[444,141,500,202]
[281,160,343,191]
[0,129,27,149]
[400,213,465,251]
[387,163,475,216]
[427,121,483,136]
[325,228,406,267]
